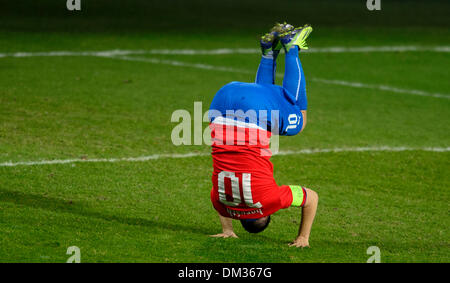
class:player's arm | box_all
[300,110,307,132]
[279,109,307,136]
[289,188,318,248]
[210,212,238,238]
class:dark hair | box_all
[240,216,271,233]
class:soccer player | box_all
[208,23,318,248]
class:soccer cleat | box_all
[270,22,294,52]
[271,22,294,34]
[280,24,313,52]
[260,22,295,56]
[260,32,277,56]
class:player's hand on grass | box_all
[289,236,309,248]
[210,231,238,238]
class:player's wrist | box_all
[222,228,234,234]
[296,234,309,241]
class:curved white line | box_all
[1,46,449,58]
[1,146,448,167]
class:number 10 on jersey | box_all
[217,171,262,208]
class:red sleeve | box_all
[278,185,294,209]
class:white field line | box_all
[0,146,449,167]
[2,47,449,99]
[310,78,450,99]
[107,55,450,99]
[108,55,251,73]
[1,46,449,58]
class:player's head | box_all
[240,216,271,233]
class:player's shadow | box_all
[0,189,211,236]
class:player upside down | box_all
[208,23,318,248]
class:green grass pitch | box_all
[0,0,449,262]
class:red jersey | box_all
[210,117,296,219]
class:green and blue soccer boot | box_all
[270,22,294,53]
[280,24,313,52]
[260,32,277,57]
[260,22,295,57]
